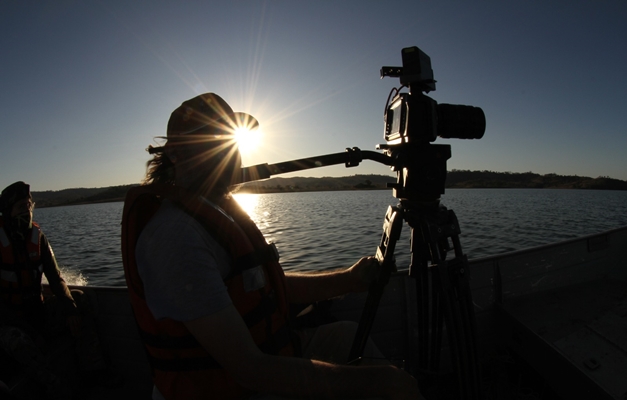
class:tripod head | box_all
[379,47,485,204]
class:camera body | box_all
[385,92,437,144]
[382,47,485,145]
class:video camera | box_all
[381,47,485,145]
[239,46,485,200]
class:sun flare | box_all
[233,193,261,221]
[235,126,262,154]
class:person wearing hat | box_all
[122,93,422,400]
[0,182,112,398]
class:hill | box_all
[30,171,627,208]
[446,170,627,190]
[33,184,139,208]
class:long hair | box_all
[141,141,238,200]
[143,150,175,185]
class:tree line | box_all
[446,170,627,190]
[30,171,627,208]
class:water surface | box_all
[34,189,627,287]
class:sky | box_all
[1,1,626,192]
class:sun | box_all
[234,126,262,154]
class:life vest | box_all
[121,184,294,400]
[0,219,44,312]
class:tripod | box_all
[239,143,483,398]
[348,143,483,400]
[236,45,484,399]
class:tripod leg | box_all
[410,208,482,399]
[437,256,482,399]
[411,228,447,375]
[348,206,403,364]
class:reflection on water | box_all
[33,189,627,287]
[233,193,261,222]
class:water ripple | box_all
[34,189,627,286]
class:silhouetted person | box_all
[0,181,114,398]
[122,93,423,400]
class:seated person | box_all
[122,93,423,400]
[0,181,114,398]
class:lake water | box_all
[33,189,627,287]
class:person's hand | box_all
[347,256,381,292]
[66,314,82,337]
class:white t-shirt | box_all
[135,200,233,321]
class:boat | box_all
[3,224,622,399]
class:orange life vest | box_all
[121,184,294,400]
[0,219,44,312]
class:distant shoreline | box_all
[31,171,627,209]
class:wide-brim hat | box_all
[167,93,258,138]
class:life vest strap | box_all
[231,243,279,276]
[138,329,201,349]
[148,353,222,372]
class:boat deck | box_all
[77,226,627,399]
[499,277,627,400]
[3,227,626,399]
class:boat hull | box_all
[14,226,627,399]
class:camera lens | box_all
[437,104,485,140]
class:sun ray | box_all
[235,126,263,154]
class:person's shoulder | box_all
[151,200,191,223]
[141,200,204,239]
[32,222,49,242]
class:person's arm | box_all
[184,303,422,399]
[40,235,75,307]
[40,234,81,335]
[141,210,421,398]
[286,256,380,304]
